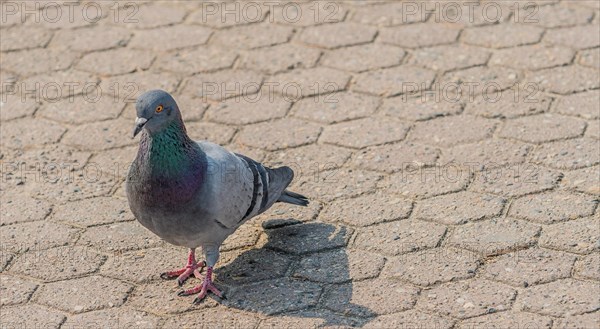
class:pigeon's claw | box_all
[178,266,222,303]
[160,249,205,286]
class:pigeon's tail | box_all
[277,190,309,207]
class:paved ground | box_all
[1,0,599,328]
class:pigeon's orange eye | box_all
[155,105,164,113]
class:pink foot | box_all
[178,266,223,303]
[160,249,205,286]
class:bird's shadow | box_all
[214,220,374,327]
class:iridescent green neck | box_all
[142,120,197,175]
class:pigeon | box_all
[126,90,308,303]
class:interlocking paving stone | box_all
[320,117,410,148]
[0,118,66,149]
[77,221,162,252]
[561,165,600,195]
[297,22,377,49]
[0,193,51,225]
[489,44,575,71]
[99,246,183,283]
[354,220,447,256]
[483,248,577,287]
[0,95,39,121]
[320,191,412,227]
[381,95,463,121]
[0,221,80,253]
[35,275,133,313]
[291,91,380,124]
[129,24,212,51]
[379,23,460,48]
[19,69,100,99]
[237,118,321,151]
[409,116,497,147]
[269,1,348,27]
[439,139,532,168]
[353,65,436,96]
[418,279,516,319]
[574,253,600,281]
[363,310,454,329]
[258,310,360,328]
[463,88,552,119]
[187,3,267,28]
[0,304,65,329]
[528,65,600,94]
[238,43,321,74]
[0,253,14,272]
[291,168,381,202]
[413,191,505,225]
[516,279,600,317]
[351,142,439,173]
[383,247,481,286]
[410,45,490,72]
[217,249,292,285]
[0,275,38,306]
[182,69,263,101]
[456,311,552,329]
[439,66,520,95]
[510,191,597,224]
[578,47,600,68]
[265,222,353,255]
[504,115,587,145]
[324,278,419,317]
[266,144,352,170]
[213,24,294,50]
[50,26,132,52]
[77,48,155,76]
[185,122,236,145]
[554,90,600,120]
[553,312,600,329]
[586,119,600,139]
[462,23,544,48]
[120,3,187,29]
[127,281,217,314]
[383,165,471,199]
[226,278,322,315]
[162,307,260,328]
[321,44,406,72]
[61,308,161,329]
[292,249,385,283]
[544,24,600,49]
[98,70,181,105]
[38,95,126,124]
[539,216,600,254]
[9,245,106,282]
[89,146,136,180]
[205,94,291,125]
[447,218,541,256]
[154,46,237,74]
[0,26,53,52]
[0,48,77,75]
[535,4,594,27]
[350,2,427,26]
[253,200,322,229]
[265,67,350,99]
[62,118,137,151]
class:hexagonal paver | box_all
[420,279,516,319]
[383,165,471,199]
[439,139,532,168]
[266,144,352,170]
[163,307,260,328]
[509,191,597,224]
[50,26,132,52]
[354,220,447,256]
[562,165,600,195]
[0,26,52,51]
[77,48,155,76]
[554,90,600,120]
[321,44,406,72]
[154,46,237,74]
[62,118,136,151]
[0,48,77,75]
[382,247,481,286]
[587,119,600,139]
[258,309,359,328]
[539,216,600,254]
[461,24,543,48]
[238,43,321,74]
[35,275,133,313]
[187,3,267,28]
[291,91,380,124]
[236,118,321,151]
[516,279,600,317]
[89,146,137,180]
[1,118,66,149]
[535,4,594,28]
[379,23,460,48]
[38,95,126,124]
[364,310,454,329]
[119,3,186,28]
[297,22,377,49]
[351,142,439,173]
[0,304,65,329]
[291,168,382,202]
[574,253,600,281]
[0,94,38,121]
[213,24,293,50]
[381,95,463,122]
[320,117,410,149]
[325,278,419,317]
[265,67,350,99]
[62,308,161,329]
[321,191,412,227]
[129,25,212,51]
[490,44,575,70]
[351,2,427,26]
[456,311,552,329]
[578,48,600,68]
[447,218,541,256]
[217,249,292,285]
[544,25,600,49]
[483,248,577,287]
[498,114,586,143]
[253,200,322,229]
[269,1,348,27]
[127,281,217,314]
[529,65,600,95]
[98,71,181,104]
[1,193,51,225]
[409,115,497,147]
[182,69,263,101]
[77,221,162,252]
[464,89,552,119]
[414,191,505,225]
[0,275,38,306]
[292,249,385,283]
[410,45,490,73]
[226,278,322,315]
[10,245,106,282]
[353,65,436,96]
[554,312,600,329]
[265,222,353,255]
[0,221,80,253]
[205,94,291,125]
[440,66,520,96]
[99,246,183,283]
[185,122,237,145]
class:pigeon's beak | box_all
[132,117,148,138]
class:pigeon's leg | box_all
[159,248,206,286]
[177,245,223,303]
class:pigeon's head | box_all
[132,89,181,138]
